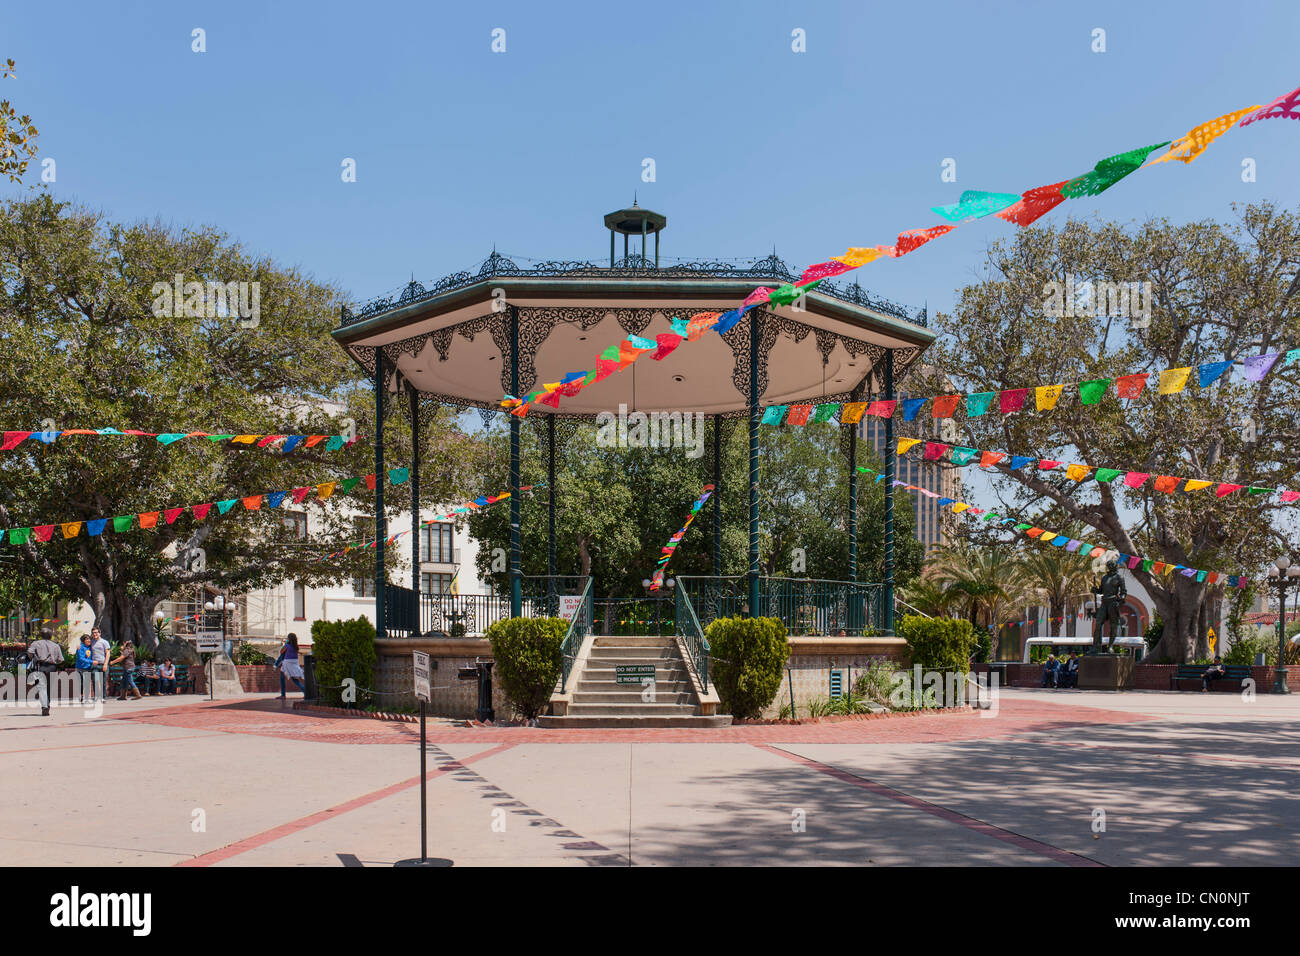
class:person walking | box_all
[110,639,143,701]
[74,634,95,704]
[275,632,306,699]
[26,627,64,716]
[89,626,110,703]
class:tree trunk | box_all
[1147,578,1205,663]
[91,587,164,652]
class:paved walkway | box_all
[2,688,1296,866]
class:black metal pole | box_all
[419,699,427,861]
[548,413,557,612]
[748,309,761,618]
[509,307,522,619]
[375,352,387,640]
[883,349,895,636]
[1275,579,1291,694]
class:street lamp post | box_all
[1266,556,1298,694]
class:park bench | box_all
[107,665,194,696]
[1170,664,1252,691]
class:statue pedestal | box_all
[1077,654,1134,691]
[206,653,245,699]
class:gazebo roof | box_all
[333,249,935,418]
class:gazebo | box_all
[330,204,935,661]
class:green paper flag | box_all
[112,515,133,532]
[1078,379,1112,405]
[1247,486,1271,495]
[965,392,995,418]
[1140,559,1153,573]
[1014,522,1032,530]
[206,434,235,442]
[8,527,30,544]
[341,477,361,494]
[811,403,839,424]
[217,499,238,515]
[325,436,345,451]
[1095,468,1122,483]
[1061,142,1170,198]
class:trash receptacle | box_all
[303,653,317,700]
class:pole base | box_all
[395,857,454,867]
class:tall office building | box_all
[859,403,961,552]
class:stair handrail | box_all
[558,576,594,694]
[674,579,710,693]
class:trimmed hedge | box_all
[310,617,377,706]
[706,616,790,720]
[486,616,567,719]
[898,615,977,672]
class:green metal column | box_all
[848,421,858,582]
[374,352,386,640]
[410,388,420,595]
[712,414,722,578]
[882,349,895,635]
[509,306,522,619]
[747,309,760,618]
[547,412,557,615]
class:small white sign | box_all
[193,631,223,653]
[557,595,584,621]
[413,650,431,702]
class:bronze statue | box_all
[1092,557,1127,651]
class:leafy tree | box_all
[0,196,481,648]
[927,542,1030,657]
[0,60,38,184]
[1016,542,1096,638]
[915,204,1300,663]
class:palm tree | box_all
[927,543,1031,648]
[898,577,955,618]
[1018,545,1097,639]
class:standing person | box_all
[89,627,110,703]
[275,632,305,699]
[75,634,95,704]
[26,627,64,716]
[110,639,142,701]
[157,658,176,695]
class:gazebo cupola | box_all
[604,200,666,268]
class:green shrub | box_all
[898,615,977,672]
[1144,615,1164,650]
[485,616,567,719]
[1223,633,1266,666]
[235,642,271,665]
[705,616,790,720]
[853,657,900,705]
[311,617,377,706]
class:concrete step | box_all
[537,714,733,729]
[569,690,696,705]
[575,678,692,693]
[587,647,680,661]
[566,702,699,716]
[592,635,677,648]
[582,665,689,678]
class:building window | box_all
[293,582,306,620]
[420,523,455,563]
[283,511,307,540]
[352,577,376,598]
[420,572,454,596]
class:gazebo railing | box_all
[419,576,591,636]
[558,577,594,693]
[674,584,710,694]
[675,575,886,636]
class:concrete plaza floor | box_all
[1,686,1296,867]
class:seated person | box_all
[1041,654,1060,688]
[1062,653,1080,688]
[1202,656,1226,692]
[139,659,158,695]
[158,658,176,695]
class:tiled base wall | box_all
[760,637,912,719]
[373,638,509,719]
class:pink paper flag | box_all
[1215,483,1243,497]
[1124,472,1150,488]
[923,442,949,461]
[1239,85,1300,127]
[999,389,1028,414]
[1281,490,1300,503]
[865,400,897,418]
[163,507,185,524]
[1038,460,1061,471]
[192,503,213,521]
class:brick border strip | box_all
[735,705,974,726]
[291,702,423,724]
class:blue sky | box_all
[4,0,1298,319]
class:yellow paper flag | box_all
[897,438,923,454]
[1147,105,1261,165]
[61,521,82,539]
[231,435,258,444]
[1065,464,1091,482]
[1158,367,1192,394]
[952,503,969,513]
[839,402,868,424]
[1036,384,1065,411]
[833,247,885,268]
[316,482,337,500]
[1184,479,1213,492]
